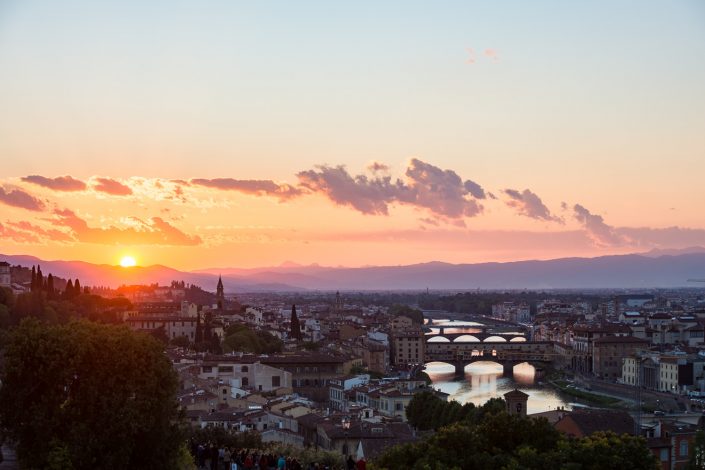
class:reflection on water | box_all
[425,361,574,415]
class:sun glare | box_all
[119,256,137,268]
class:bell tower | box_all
[216,275,224,310]
[504,389,529,418]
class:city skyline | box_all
[1,1,704,269]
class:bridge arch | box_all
[427,336,451,343]
[484,335,507,342]
[453,334,481,342]
[509,337,527,342]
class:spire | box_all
[216,275,224,310]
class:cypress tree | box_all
[65,280,74,299]
[195,312,203,343]
[290,304,302,341]
[31,266,36,292]
[47,274,54,299]
[74,279,81,297]
[36,266,43,292]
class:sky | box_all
[1,1,704,270]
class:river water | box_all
[424,319,576,414]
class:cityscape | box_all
[1,1,704,470]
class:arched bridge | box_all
[426,332,527,343]
[425,339,556,376]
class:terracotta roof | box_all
[558,409,634,436]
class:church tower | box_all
[216,275,224,310]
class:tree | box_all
[171,335,191,349]
[290,304,302,341]
[689,430,705,469]
[47,274,55,299]
[64,279,74,299]
[74,279,81,296]
[36,265,44,292]
[0,319,185,469]
[388,304,424,325]
[31,266,36,292]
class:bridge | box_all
[424,339,556,376]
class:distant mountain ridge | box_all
[2,252,705,291]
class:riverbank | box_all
[550,379,625,408]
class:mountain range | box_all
[2,249,705,291]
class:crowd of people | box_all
[189,443,367,470]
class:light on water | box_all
[425,361,574,414]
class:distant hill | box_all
[0,254,304,293]
[2,252,705,291]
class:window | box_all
[202,366,212,373]
[241,366,249,373]
[272,376,281,387]
[659,449,668,462]
[680,440,688,457]
[218,366,233,373]
[242,377,249,387]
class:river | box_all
[424,319,577,414]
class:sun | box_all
[119,256,137,268]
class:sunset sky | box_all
[1,1,704,270]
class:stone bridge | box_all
[425,331,527,342]
[425,340,556,376]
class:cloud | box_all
[0,186,45,211]
[297,165,402,215]
[5,220,74,243]
[191,178,302,201]
[573,204,627,247]
[367,161,390,173]
[504,188,562,223]
[51,209,202,246]
[21,175,87,192]
[92,178,133,196]
[296,158,486,219]
[0,222,41,243]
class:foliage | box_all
[378,393,656,470]
[0,319,186,469]
[688,430,705,469]
[171,334,192,348]
[223,323,283,354]
[405,391,505,431]
[375,420,656,470]
[388,304,424,324]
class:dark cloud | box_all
[0,186,45,211]
[297,165,401,215]
[504,188,562,223]
[22,175,87,192]
[51,209,201,246]
[573,204,627,247]
[367,162,390,173]
[92,178,133,196]
[191,178,302,201]
[296,158,485,219]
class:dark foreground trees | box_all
[0,319,186,469]
[375,393,658,470]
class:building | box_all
[592,335,650,380]
[554,409,634,438]
[390,327,425,366]
[504,389,529,418]
[0,262,10,288]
